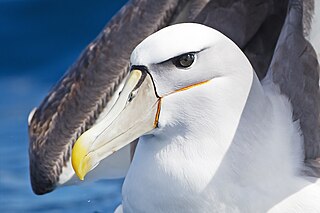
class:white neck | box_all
[121,74,306,212]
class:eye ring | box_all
[172,53,195,69]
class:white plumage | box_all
[115,23,320,212]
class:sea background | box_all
[0,1,128,212]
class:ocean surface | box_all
[0,1,128,212]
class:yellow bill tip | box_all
[71,136,91,181]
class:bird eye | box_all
[173,53,195,68]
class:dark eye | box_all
[173,53,195,68]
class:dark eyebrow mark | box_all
[155,47,209,65]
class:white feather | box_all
[120,23,320,212]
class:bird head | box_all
[71,23,253,180]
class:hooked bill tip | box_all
[71,136,90,181]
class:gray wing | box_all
[28,0,186,195]
[268,0,320,176]
[194,0,289,79]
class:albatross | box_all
[71,22,320,212]
[28,0,320,211]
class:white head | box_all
[131,23,253,96]
[71,23,254,182]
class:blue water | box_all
[0,1,128,212]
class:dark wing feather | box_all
[268,0,320,176]
[28,0,187,195]
[194,0,289,79]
